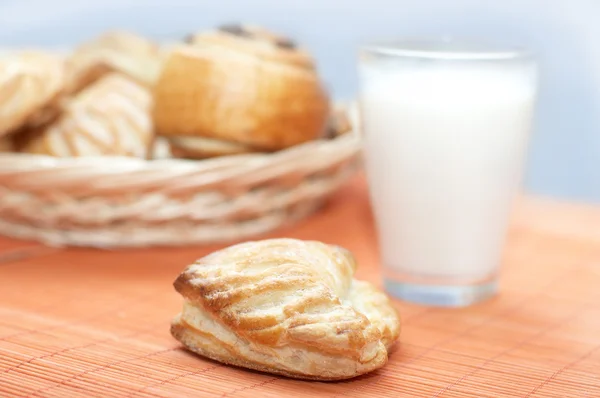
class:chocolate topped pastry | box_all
[274,37,297,50]
[217,24,251,38]
[216,23,296,49]
[154,23,330,158]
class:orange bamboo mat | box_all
[1,178,599,398]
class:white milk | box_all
[360,59,537,283]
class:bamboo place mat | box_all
[1,178,599,398]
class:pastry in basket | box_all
[171,238,400,381]
[167,135,257,159]
[20,73,153,158]
[0,135,15,152]
[66,30,163,93]
[0,50,66,137]
[153,24,331,159]
[150,136,173,159]
[328,104,353,138]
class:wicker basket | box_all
[0,108,362,248]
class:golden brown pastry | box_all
[167,135,259,159]
[150,136,173,159]
[0,135,15,152]
[66,30,163,93]
[154,24,331,157]
[0,51,65,137]
[171,238,400,381]
[328,104,353,138]
[21,73,153,158]
[168,103,353,158]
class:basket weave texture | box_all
[0,122,361,248]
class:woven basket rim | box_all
[0,103,362,247]
[0,131,358,170]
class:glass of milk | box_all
[358,38,538,307]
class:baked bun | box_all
[153,24,330,154]
[328,104,353,138]
[0,135,15,152]
[171,238,400,381]
[66,30,163,93]
[0,51,65,137]
[167,136,259,159]
[20,73,153,158]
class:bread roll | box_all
[154,24,330,157]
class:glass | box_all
[358,38,538,307]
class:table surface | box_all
[1,177,599,398]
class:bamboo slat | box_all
[0,177,599,397]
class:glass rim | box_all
[360,37,535,61]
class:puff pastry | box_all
[0,135,14,152]
[154,24,330,153]
[20,73,153,158]
[0,51,65,137]
[328,104,353,138]
[171,238,400,380]
[167,103,351,159]
[167,135,260,159]
[66,30,163,93]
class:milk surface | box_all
[360,60,537,282]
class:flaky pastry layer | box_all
[0,51,65,137]
[66,30,163,93]
[171,239,400,380]
[167,135,258,159]
[21,73,153,158]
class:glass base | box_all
[384,278,498,307]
